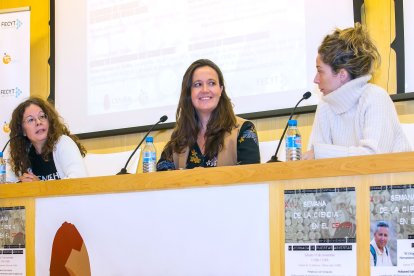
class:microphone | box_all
[2,135,21,153]
[117,115,168,175]
[267,91,311,163]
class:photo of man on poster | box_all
[370,221,395,266]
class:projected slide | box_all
[404,0,414,93]
[55,0,354,135]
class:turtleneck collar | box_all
[322,75,372,114]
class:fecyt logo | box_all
[1,19,23,29]
[0,87,22,98]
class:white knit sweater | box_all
[309,75,412,159]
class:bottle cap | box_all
[288,120,297,126]
[145,136,153,143]
[0,151,3,158]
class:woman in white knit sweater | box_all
[302,23,411,160]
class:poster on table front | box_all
[370,185,414,276]
[0,206,26,276]
[284,187,356,276]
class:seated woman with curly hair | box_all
[9,97,88,182]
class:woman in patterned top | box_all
[157,59,260,171]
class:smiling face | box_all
[190,66,223,120]
[374,226,389,251]
[22,104,49,153]
[314,54,350,96]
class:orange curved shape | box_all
[50,222,91,276]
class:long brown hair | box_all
[163,59,237,159]
[9,97,87,175]
[318,22,380,79]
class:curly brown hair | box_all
[9,97,87,176]
[318,22,381,79]
[163,59,237,160]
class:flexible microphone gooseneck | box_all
[2,135,21,153]
[117,115,168,175]
[267,91,312,163]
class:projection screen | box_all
[54,0,355,136]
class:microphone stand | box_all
[267,92,311,163]
[2,135,20,153]
[117,116,167,175]
[2,140,11,153]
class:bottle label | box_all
[286,135,302,149]
[143,152,156,172]
[143,152,156,162]
[0,164,5,182]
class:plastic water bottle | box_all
[285,120,302,161]
[142,136,156,173]
[0,152,6,183]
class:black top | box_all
[28,146,61,180]
[157,121,260,171]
